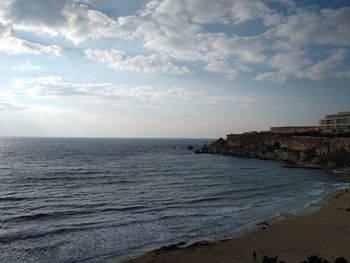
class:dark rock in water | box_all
[200,144,209,153]
[193,149,202,154]
[187,145,194,150]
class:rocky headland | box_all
[198,132,350,172]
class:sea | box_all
[0,137,349,263]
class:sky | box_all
[0,0,349,138]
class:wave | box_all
[182,196,225,204]
[0,204,250,244]
[0,197,27,202]
[2,204,153,224]
[2,210,94,223]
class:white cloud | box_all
[204,61,251,79]
[2,0,133,45]
[274,6,350,47]
[11,61,41,71]
[254,72,287,84]
[269,51,311,77]
[202,33,268,63]
[122,2,350,81]
[304,49,347,80]
[9,76,270,106]
[105,0,266,78]
[256,49,349,83]
[0,22,62,56]
[9,76,198,103]
[129,1,203,61]
[230,0,270,24]
[180,0,271,24]
[1,0,350,81]
[84,48,192,75]
[199,95,271,106]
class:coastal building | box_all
[270,126,320,134]
[320,112,350,134]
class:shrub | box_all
[300,255,330,263]
[334,257,349,263]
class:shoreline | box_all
[118,188,350,263]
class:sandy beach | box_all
[124,189,350,263]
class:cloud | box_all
[3,0,130,44]
[202,33,268,63]
[332,71,350,79]
[304,49,347,80]
[9,76,198,103]
[9,76,270,106]
[255,49,349,83]
[204,61,251,79]
[199,95,271,106]
[254,72,287,84]
[179,0,271,25]
[131,1,350,80]
[121,2,267,78]
[84,48,192,75]
[0,22,62,56]
[274,6,350,47]
[269,51,311,77]
[1,0,350,81]
[6,0,67,27]
[128,1,203,61]
[0,100,24,111]
[11,61,41,71]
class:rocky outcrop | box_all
[200,133,350,171]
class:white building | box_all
[320,112,350,134]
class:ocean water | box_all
[0,137,349,263]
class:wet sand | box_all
[123,189,350,263]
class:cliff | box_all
[200,133,350,171]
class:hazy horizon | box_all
[1,0,349,138]
[0,135,216,139]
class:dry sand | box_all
[123,189,350,263]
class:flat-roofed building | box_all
[320,112,350,134]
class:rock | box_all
[199,132,350,170]
[200,144,209,153]
[193,149,202,154]
[326,161,337,169]
[187,145,194,150]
